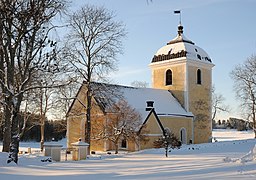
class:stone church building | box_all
[66,24,214,152]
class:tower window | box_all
[197,69,202,84]
[166,69,172,85]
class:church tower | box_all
[149,24,214,143]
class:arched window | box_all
[166,69,172,85]
[197,69,202,84]
[180,128,187,144]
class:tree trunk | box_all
[2,100,12,152]
[165,146,168,157]
[40,91,45,152]
[86,85,92,154]
[7,99,20,164]
[250,90,256,139]
[115,143,119,154]
[19,101,29,139]
[212,108,217,122]
[252,99,256,138]
[40,117,45,152]
[254,128,256,139]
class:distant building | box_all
[67,24,214,152]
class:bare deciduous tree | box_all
[0,0,66,164]
[131,81,149,88]
[230,55,256,138]
[211,86,230,121]
[97,100,142,154]
[53,82,80,120]
[30,80,55,151]
[63,4,126,152]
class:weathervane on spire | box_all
[174,10,183,36]
[174,10,182,25]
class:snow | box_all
[118,86,193,120]
[154,26,212,64]
[155,41,212,64]
[212,129,255,142]
[0,129,256,179]
[91,83,192,121]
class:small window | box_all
[180,128,187,144]
[195,48,198,52]
[166,69,172,85]
[197,69,202,84]
[121,139,127,148]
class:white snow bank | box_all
[240,144,256,163]
[213,129,255,142]
[0,130,256,179]
[223,144,256,164]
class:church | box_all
[66,23,214,152]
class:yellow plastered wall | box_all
[67,115,86,148]
[188,66,212,143]
[90,113,106,151]
[151,60,213,144]
[159,116,193,143]
[140,112,193,149]
[67,85,141,152]
[140,112,163,150]
[67,85,87,148]
[90,139,105,151]
[67,84,106,149]
[67,110,106,151]
[127,140,137,151]
[151,62,186,108]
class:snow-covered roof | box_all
[151,25,212,64]
[92,83,193,120]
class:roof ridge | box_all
[85,81,157,90]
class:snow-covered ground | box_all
[0,129,255,180]
[213,129,255,142]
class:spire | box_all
[174,10,183,36]
[167,10,194,45]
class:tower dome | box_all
[151,25,212,64]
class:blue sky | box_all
[71,0,256,120]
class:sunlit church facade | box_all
[67,24,214,152]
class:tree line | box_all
[0,112,66,142]
[212,117,253,131]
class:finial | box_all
[178,24,183,36]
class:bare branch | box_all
[64,5,126,152]
[230,55,256,138]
